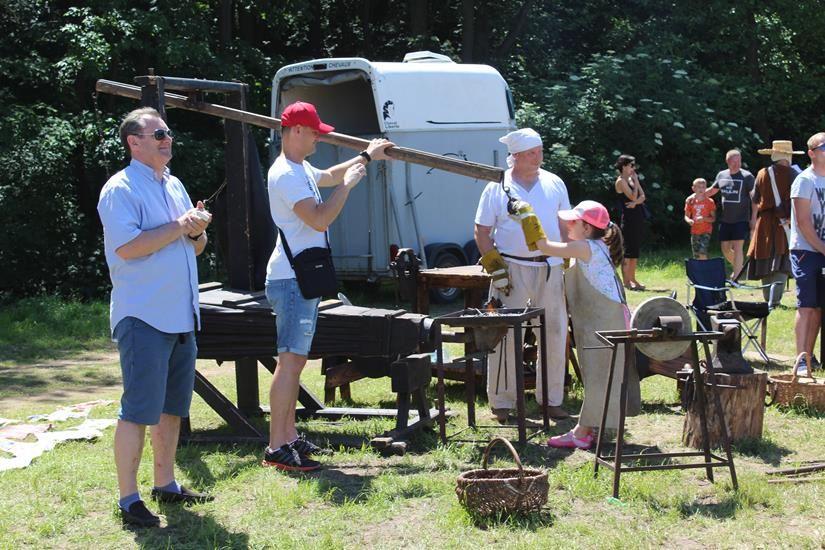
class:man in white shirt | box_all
[790,132,825,375]
[263,102,394,470]
[474,128,571,422]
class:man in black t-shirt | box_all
[706,149,755,277]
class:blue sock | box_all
[119,492,141,511]
[154,480,182,494]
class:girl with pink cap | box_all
[531,200,641,449]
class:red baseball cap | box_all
[558,200,610,229]
[280,101,334,134]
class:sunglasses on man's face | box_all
[810,143,825,152]
[133,129,174,140]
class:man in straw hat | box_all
[741,140,803,306]
[474,128,571,422]
[789,132,825,375]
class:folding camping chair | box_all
[684,257,779,364]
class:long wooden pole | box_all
[95,79,504,183]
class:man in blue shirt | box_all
[97,107,213,527]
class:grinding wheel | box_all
[630,296,692,361]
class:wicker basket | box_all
[769,352,825,412]
[455,437,548,516]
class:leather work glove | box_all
[479,249,512,296]
[510,200,546,251]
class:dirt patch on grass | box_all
[357,497,436,547]
[0,355,233,415]
[0,351,122,412]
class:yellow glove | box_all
[480,249,511,296]
[510,200,546,251]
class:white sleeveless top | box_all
[572,240,624,303]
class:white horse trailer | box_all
[270,51,515,301]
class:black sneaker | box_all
[262,443,321,472]
[811,355,821,371]
[120,500,161,528]
[151,485,214,504]
[292,433,333,456]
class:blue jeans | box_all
[113,316,197,425]
[266,278,320,356]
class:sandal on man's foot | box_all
[262,443,321,472]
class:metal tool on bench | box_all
[390,248,421,304]
[708,312,753,375]
[593,297,738,499]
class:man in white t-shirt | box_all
[263,101,393,471]
[790,131,825,375]
[474,128,571,422]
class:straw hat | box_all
[757,140,804,162]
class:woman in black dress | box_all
[614,154,647,290]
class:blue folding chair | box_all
[685,258,779,364]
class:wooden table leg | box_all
[416,281,430,315]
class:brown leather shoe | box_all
[545,405,570,420]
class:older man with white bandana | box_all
[474,128,571,422]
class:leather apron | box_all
[564,248,641,429]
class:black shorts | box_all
[718,221,749,242]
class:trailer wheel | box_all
[429,251,463,303]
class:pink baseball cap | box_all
[280,101,334,134]
[558,200,610,229]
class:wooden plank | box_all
[319,299,344,311]
[95,78,504,183]
[199,281,223,292]
[418,265,490,288]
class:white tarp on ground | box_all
[0,401,116,472]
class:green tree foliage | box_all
[1,0,824,297]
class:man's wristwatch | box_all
[359,150,372,163]
[188,232,203,241]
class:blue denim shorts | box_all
[113,316,197,425]
[266,278,320,356]
[791,250,825,308]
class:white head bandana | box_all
[499,128,542,168]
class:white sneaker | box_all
[796,357,809,376]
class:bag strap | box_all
[768,166,782,210]
[277,227,295,267]
[277,227,331,269]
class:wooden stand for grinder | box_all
[683,312,767,448]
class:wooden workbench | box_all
[415,264,491,314]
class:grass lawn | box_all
[0,250,823,549]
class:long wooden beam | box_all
[95,79,504,183]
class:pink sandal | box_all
[547,430,594,449]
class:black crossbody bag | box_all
[278,228,337,299]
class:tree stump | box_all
[682,369,768,449]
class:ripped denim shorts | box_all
[265,278,321,356]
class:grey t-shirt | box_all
[713,168,754,224]
[790,167,825,252]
